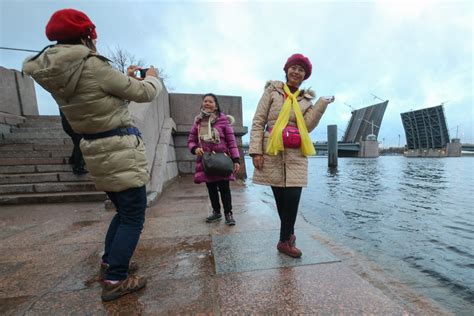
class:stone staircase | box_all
[0,115,106,205]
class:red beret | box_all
[46,9,97,41]
[284,53,312,80]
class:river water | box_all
[245,155,474,314]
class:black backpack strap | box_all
[27,44,55,62]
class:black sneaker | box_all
[206,212,222,223]
[225,213,235,226]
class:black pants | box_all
[60,111,84,170]
[206,180,232,215]
[271,186,302,242]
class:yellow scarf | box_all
[266,84,316,156]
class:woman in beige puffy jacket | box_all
[249,53,334,258]
[22,9,161,301]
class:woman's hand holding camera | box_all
[127,65,142,80]
[127,65,158,80]
[145,66,158,78]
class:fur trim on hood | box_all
[264,80,316,100]
[226,114,235,126]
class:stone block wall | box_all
[0,67,38,117]
[0,67,38,136]
[128,80,178,204]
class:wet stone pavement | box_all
[1,175,417,315]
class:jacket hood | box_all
[22,45,93,99]
[264,80,316,100]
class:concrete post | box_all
[328,125,338,167]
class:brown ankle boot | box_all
[101,275,147,301]
[289,234,296,247]
[277,240,302,258]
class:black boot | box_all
[225,212,235,226]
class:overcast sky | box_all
[1,0,472,146]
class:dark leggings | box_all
[271,186,302,242]
[206,180,232,214]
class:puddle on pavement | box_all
[135,237,214,278]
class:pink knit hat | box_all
[284,53,312,79]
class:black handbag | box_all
[202,151,233,176]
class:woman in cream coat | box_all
[23,8,161,301]
[249,53,334,258]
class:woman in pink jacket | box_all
[188,93,241,225]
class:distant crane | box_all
[344,102,356,112]
[371,93,385,102]
[449,124,460,138]
[358,118,380,138]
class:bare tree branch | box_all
[106,45,145,74]
[105,45,174,91]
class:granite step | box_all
[0,150,71,158]
[3,131,68,139]
[0,181,97,195]
[0,138,72,145]
[0,173,59,185]
[23,115,61,121]
[0,164,73,174]
[0,144,73,152]
[19,115,62,128]
[0,191,106,205]
[0,115,101,205]
[19,121,63,128]
[11,127,64,133]
[0,172,91,185]
[0,144,35,151]
[0,157,67,166]
[0,151,51,158]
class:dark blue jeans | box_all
[102,185,147,281]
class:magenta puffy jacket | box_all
[187,112,240,184]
